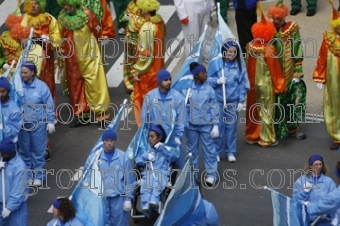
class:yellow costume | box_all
[57,1,111,122]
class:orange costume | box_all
[244,2,285,147]
[132,0,166,127]
[100,0,116,39]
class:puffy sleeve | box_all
[173,0,188,20]
[47,14,61,50]
[312,35,328,84]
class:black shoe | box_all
[306,10,316,16]
[290,9,299,15]
[45,151,51,162]
[69,117,90,128]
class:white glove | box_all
[124,13,130,21]
[217,76,226,84]
[331,213,338,226]
[292,78,300,83]
[321,214,328,219]
[174,137,181,145]
[1,208,11,219]
[302,201,308,206]
[0,161,5,169]
[211,125,219,138]
[317,83,323,90]
[148,152,155,162]
[41,34,50,42]
[47,123,55,134]
[2,63,10,70]
[134,76,140,81]
[123,200,132,212]
[154,142,163,149]
[237,103,243,112]
[303,182,313,193]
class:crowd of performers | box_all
[0,0,340,224]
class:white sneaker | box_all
[32,179,42,186]
[228,155,236,163]
[205,177,215,186]
[118,28,125,35]
[216,156,220,163]
[26,179,34,186]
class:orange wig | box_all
[267,4,289,19]
[10,23,31,41]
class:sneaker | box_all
[26,179,34,186]
[142,207,149,214]
[205,177,215,186]
[295,131,306,140]
[45,151,51,162]
[32,179,42,186]
[228,155,236,163]
[216,156,220,163]
[149,201,159,210]
[270,140,279,147]
[118,28,125,35]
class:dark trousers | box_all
[110,0,130,28]
[215,0,229,24]
[235,7,257,54]
[291,0,317,10]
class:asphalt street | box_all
[0,0,339,225]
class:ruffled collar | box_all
[58,9,88,31]
[324,30,340,57]
[26,13,51,30]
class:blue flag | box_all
[70,100,128,225]
[154,154,205,226]
[9,28,34,108]
[270,189,309,226]
[171,24,208,93]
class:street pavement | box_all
[0,0,339,225]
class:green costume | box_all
[108,0,130,29]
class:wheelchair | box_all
[130,161,179,224]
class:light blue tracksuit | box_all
[141,88,186,169]
[183,82,218,180]
[307,185,340,226]
[135,145,177,209]
[208,60,249,158]
[85,147,135,226]
[18,78,54,180]
[0,154,28,226]
[46,217,84,226]
[1,99,23,143]
[293,174,337,225]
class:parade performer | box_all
[47,198,84,226]
[0,77,23,144]
[84,129,135,226]
[313,1,340,150]
[132,0,166,127]
[120,0,145,92]
[208,41,249,163]
[174,0,214,57]
[184,62,219,186]
[293,154,337,225]
[267,0,306,140]
[57,0,111,128]
[141,69,186,169]
[0,138,28,226]
[135,125,177,213]
[18,62,55,186]
[244,2,285,147]
[107,0,130,34]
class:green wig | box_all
[24,0,46,13]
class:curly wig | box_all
[136,0,160,12]
[5,14,23,28]
[10,23,31,41]
[267,4,289,19]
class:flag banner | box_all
[70,100,127,225]
[154,154,205,226]
[9,27,34,108]
[171,25,208,93]
[270,189,309,226]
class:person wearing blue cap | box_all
[141,69,186,169]
[0,137,28,226]
[183,62,219,186]
[47,197,84,226]
[304,161,340,226]
[84,129,135,226]
[293,154,338,225]
[135,124,177,213]
[0,77,22,145]
[208,40,249,163]
[18,62,55,187]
